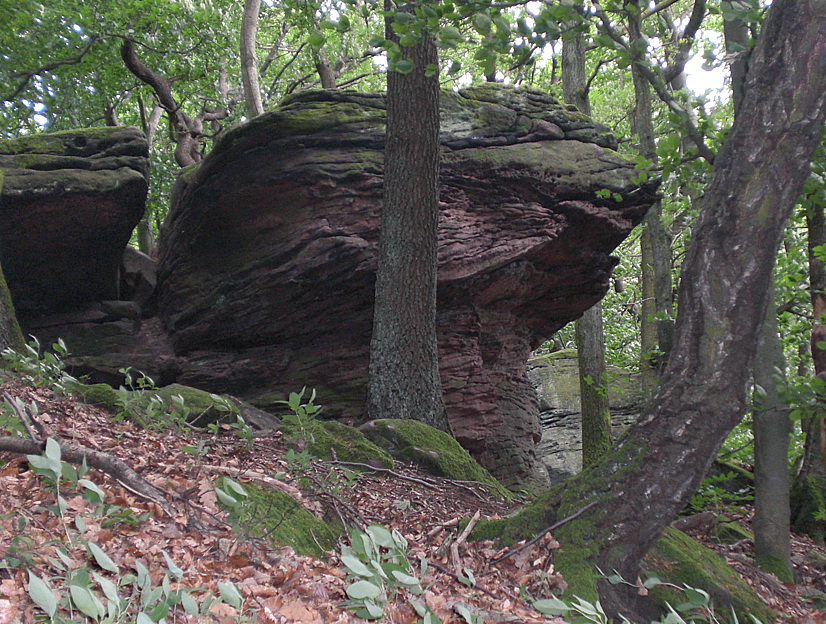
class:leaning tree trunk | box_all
[366,3,449,432]
[537,1,826,620]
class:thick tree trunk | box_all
[562,10,612,467]
[542,2,826,620]
[240,0,264,118]
[752,280,793,581]
[366,4,449,432]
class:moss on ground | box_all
[280,417,394,468]
[359,418,510,498]
[644,527,775,624]
[223,482,340,558]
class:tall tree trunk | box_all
[366,4,449,432]
[0,263,25,354]
[562,7,612,468]
[532,2,826,619]
[626,1,673,394]
[803,201,826,478]
[752,280,794,581]
[240,0,264,118]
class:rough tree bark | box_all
[562,8,612,467]
[240,0,265,118]
[723,9,794,582]
[366,4,449,432]
[530,1,826,619]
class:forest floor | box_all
[0,377,824,624]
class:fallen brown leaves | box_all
[0,377,823,623]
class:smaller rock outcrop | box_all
[0,127,149,315]
[527,349,643,483]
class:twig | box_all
[490,500,598,565]
[327,460,440,490]
[4,393,43,443]
[427,560,500,599]
[427,517,460,538]
[451,510,481,576]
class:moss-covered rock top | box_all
[224,482,340,558]
[645,527,775,624]
[359,419,510,499]
[280,417,394,468]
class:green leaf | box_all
[218,581,243,608]
[181,590,199,614]
[79,478,106,503]
[533,597,570,615]
[27,571,58,617]
[88,541,119,573]
[390,569,420,586]
[223,478,248,499]
[307,32,326,48]
[367,525,395,548]
[394,59,414,74]
[163,550,184,579]
[44,437,61,462]
[341,553,373,577]
[70,584,103,618]
[472,14,491,35]
[136,612,154,624]
[214,485,239,507]
[346,580,383,600]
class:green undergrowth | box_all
[280,417,394,468]
[791,473,826,545]
[359,418,510,499]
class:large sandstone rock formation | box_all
[155,86,657,491]
[1,86,657,492]
[0,127,148,314]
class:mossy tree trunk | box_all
[562,3,612,468]
[0,262,25,355]
[366,2,449,432]
[530,2,826,620]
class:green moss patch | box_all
[224,482,340,557]
[74,383,122,413]
[644,528,775,624]
[280,418,394,468]
[359,419,510,498]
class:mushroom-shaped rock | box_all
[153,85,657,492]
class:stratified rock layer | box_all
[0,127,148,313]
[156,86,657,491]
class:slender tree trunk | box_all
[562,8,612,468]
[752,280,794,581]
[366,4,449,432]
[803,201,826,478]
[626,1,673,393]
[313,49,337,89]
[535,2,826,619]
[240,0,264,118]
